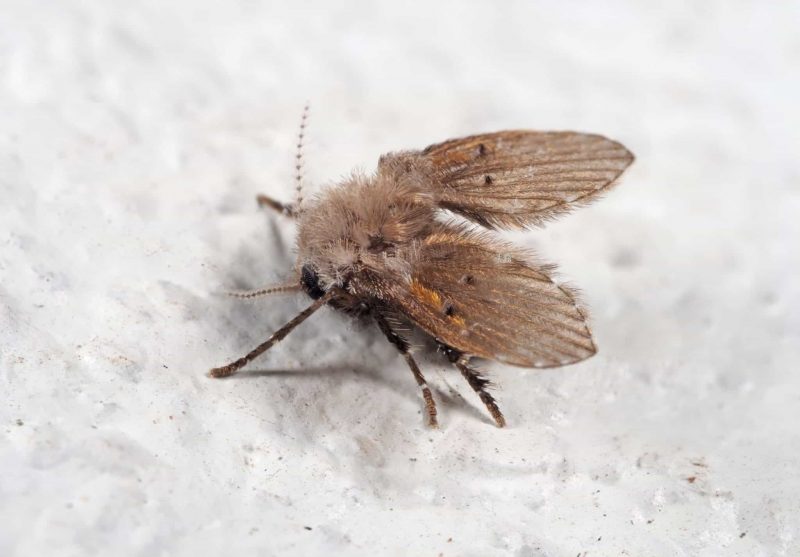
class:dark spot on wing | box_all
[460,274,475,285]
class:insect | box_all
[210,106,634,428]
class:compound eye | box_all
[300,264,326,300]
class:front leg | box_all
[209,289,334,377]
[256,194,296,217]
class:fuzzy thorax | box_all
[296,162,437,290]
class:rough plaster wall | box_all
[1,1,798,556]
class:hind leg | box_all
[455,356,506,428]
[438,344,505,427]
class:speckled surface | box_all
[1,2,798,556]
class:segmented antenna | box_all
[293,102,310,215]
[226,283,301,300]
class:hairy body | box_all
[211,125,634,428]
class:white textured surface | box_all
[1,2,799,556]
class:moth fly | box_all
[210,105,634,428]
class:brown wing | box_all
[407,130,633,229]
[380,227,596,368]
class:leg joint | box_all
[375,315,410,353]
[436,340,463,363]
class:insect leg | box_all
[256,194,297,218]
[209,289,334,378]
[455,356,506,428]
[374,314,438,428]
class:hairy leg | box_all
[455,357,506,428]
[374,314,438,428]
[209,289,334,377]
